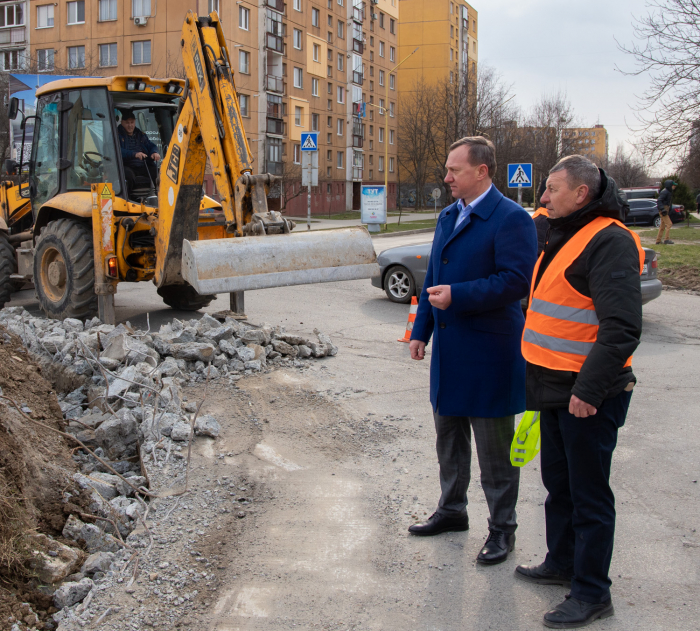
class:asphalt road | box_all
[7,232,699,630]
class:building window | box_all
[36,4,53,28]
[327,132,332,143]
[327,98,332,110]
[450,49,453,61]
[379,41,384,57]
[389,102,395,117]
[293,29,302,49]
[389,73,395,90]
[37,48,54,71]
[239,6,249,30]
[267,137,282,164]
[337,118,343,135]
[295,106,302,126]
[337,151,344,169]
[450,25,454,38]
[337,21,344,39]
[293,67,303,88]
[312,7,319,27]
[312,78,319,96]
[379,12,384,28]
[132,40,151,65]
[379,70,384,86]
[239,94,249,117]
[312,113,319,131]
[337,55,344,71]
[328,14,333,26]
[1,50,20,70]
[327,31,332,43]
[473,19,476,32]
[238,50,250,74]
[369,124,373,136]
[132,0,150,18]
[450,71,454,84]
[378,127,384,142]
[293,144,301,163]
[327,116,332,128]
[378,156,384,172]
[327,149,332,160]
[390,46,395,62]
[313,43,320,62]
[327,82,333,94]
[68,45,85,69]
[294,0,301,11]
[208,0,219,12]
[327,166,332,177]
[1,3,24,26]
[390,18,395,34]
[338,0,344,5]
[327,65,332,77]
[67,1,85,24]
[369,80,374,91]
[337,86,345,103]
[99,43,117,67]
[328,49,333,61]
[389,157,394,172]
[98,0,117,21]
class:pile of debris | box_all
[0,307,339,630]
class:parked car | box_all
[623,199,685,228]
[620,187,658,200]
[372,243,662,306]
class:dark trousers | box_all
[540,389,632,604]
[434,412,519,533]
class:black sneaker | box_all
[663,239,675,244]
[408,512,468,536]
[543,594,614,629]
[514,562,572,587]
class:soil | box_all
[0,324,79,630]
[658,265,700,292]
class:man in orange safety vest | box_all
[515,155,644,629]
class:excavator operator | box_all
[117,110,161,198]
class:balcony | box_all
[266,161,284,175]
[266,117,284,135]
[352,167,363,181]
[353,4,365,22]
[0,27,25,45]
[352,70,364,85]
[266,33,284,54]
[266,74,284,93]
[265,0,285,13]
[353,135,364,149]
[352,38,364,54]
[352,117,364,137]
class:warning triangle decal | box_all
[301,135,317,150]
[101,184,111,198]
[509,165,530,185]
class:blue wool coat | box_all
[411,185,538,418]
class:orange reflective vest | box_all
[522,216,645,372]
[532,207,549,219]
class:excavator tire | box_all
[33,218,98,321]
[0,232,14,309]
[157,284,216,311]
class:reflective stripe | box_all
[529,298,599,325]
[523,329,594,357]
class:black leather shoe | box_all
[408,512,468,536]
[514,562,572,587]
[543,595,614,629]
[476,529,515,565]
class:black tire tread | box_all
[34,218,98,320]
[158,284,216,311]
[0,232,14,309]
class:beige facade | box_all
[28,0,399,212]
[563,125,609,163]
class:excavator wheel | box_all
[33,219,98,320]
[157,283,216,311]
[0,232,14,309]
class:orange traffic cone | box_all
[398,296,418,343]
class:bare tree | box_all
[277,161,305,213]
[606,144,649,188]
[618,0,700,160]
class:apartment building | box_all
[562,125,609,163]
[27,0,399,213]
[1,1,29,71]
[397,0,477,93]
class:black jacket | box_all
[526,170,643,410]
[657,180,674,214]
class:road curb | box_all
[371,228,436,239]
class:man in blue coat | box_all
[408,137,538,565]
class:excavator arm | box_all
[155,10,378,295]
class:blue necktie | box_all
[454,204,471,231]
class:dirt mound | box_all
[0,324,78,630]
[658,265,700,292]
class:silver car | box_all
[372,242,663,306]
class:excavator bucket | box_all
[181,227,380,294]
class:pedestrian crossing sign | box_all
[301,132,319,151]
[507,163,533,188]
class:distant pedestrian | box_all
[532,179,550,255]
[408,136,537,566]
[516,155,644,628]
[655,179,677,245]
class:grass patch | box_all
[650,244,700,270]
[321,211,402,220]
[379,218,438,233]
[638,227,700,242]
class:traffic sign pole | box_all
[301,132,319,230]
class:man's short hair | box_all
[449,136,497,178]
[120,110,135,121]
[549,155,601,200]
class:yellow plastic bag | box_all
[510,411,541,467]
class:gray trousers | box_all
[434,412,519,534]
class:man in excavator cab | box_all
[117,109,161,199]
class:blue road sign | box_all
[507,163,533,188]
[300,132,319,151]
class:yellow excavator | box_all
[0,10,378,323]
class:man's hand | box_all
[150,152,161,161]
[569,395,597,418]
[409,340,426,361]
[134,152,147,160]
[427,285,452,310]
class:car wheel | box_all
[653,215,661,229]
[384,265,415,304]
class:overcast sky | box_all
[477,0,666,171]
